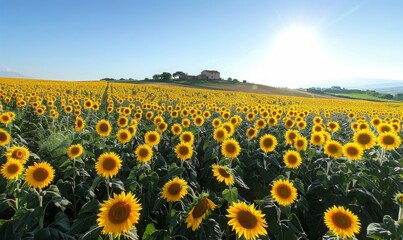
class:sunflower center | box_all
[192,198,209,218]
[33,168,49,182]
[329,123,336,129]
[289,132,296,141]
[120,132,129,140]
[383,136,395,145]
[277,184,291,198]
[332,213,351,229]
[7,164,20,174]
[249,129,255,135]
[168,183,182,196]
[148,134,157,142]
[119,119,126,125]
[179,146,189,155]
[102,158,117,170]
[237,210,258,229]
[196,118,202,124]
[263,138,273,148]
[314,135,321,142]
[99,123,109,132]
[357,134,370,144]
[218,168,230,178]
[77,120,83,128]
[70,147,80,155]
[297,140,304,147]
[381,126,391,133]
[217,130,224,138]
[225,143,236,153]
[0,132,7,141]
[108,202,131,224]
[12,150,24,159]
[139,148,149,158]
[346,147,358,156]
[328,144,339,153]
[287,155,297,164]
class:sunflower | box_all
[162,177,188,202]
[134,144,153,164]
[212,164,234,185]
[267,117,277,126]
[170,123,182,135]
[144,131,161,146]
[0,113,13,125]
[353,129,376,150]
[285,129,300,145]
[283,150,302,168]
[378,132,401,150]
[193,116,204,127]
[310,132,325,146]
[246,127,258,140]
[271,179,298,206]
[116,129,132,144]
[25,161,55,189]
[67,144,84,160]
[254,119,266,129]
[182,118,191,128]
[296,120,307,130]
[117,116,129,128]
[97,191,142,238]
[156,121,168,132]
[342,143,363,160]
[6,145,30,164]
[185,196,216,231]
[324,205,361,239]
[96,119,112,137]
[127,125,137,136]
[213,128,228,142]
[377,123,393,134]
[327,121,340,132]
[75,116,85,132]
[259,134,278,153]
[226,202,268,240]
[96,152,122,179]
[222,122,235,137]
[212,118,222,128]
[221,138,241,159]
[293,136,308,151]
[179,131,194,144]
[324,140,343,159]
[1,159,24,180]
[174,142,193,161]
[0,128,11,146]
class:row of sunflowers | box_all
[0,78,402,239]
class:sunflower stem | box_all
[105,178,111,198]
[72,158,77,218]
[38,189,44,229]
[399,205,403,221]
[379,147,385,166]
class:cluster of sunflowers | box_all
[0,77,402,239]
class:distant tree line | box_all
[101,71,247,83]
[307,86,403,101]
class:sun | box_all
[265,25,332,87]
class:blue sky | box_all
[1,0,403,87]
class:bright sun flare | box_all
[264,26,332,87]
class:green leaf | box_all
[142,223,157,240]
[48,212,71,233]
[34,228,75,240]
[78,225,101,240]
[222,187,238,203]
[69,200,99,235]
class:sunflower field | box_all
[0,77,402,240]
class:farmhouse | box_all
[180,70,220,80]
